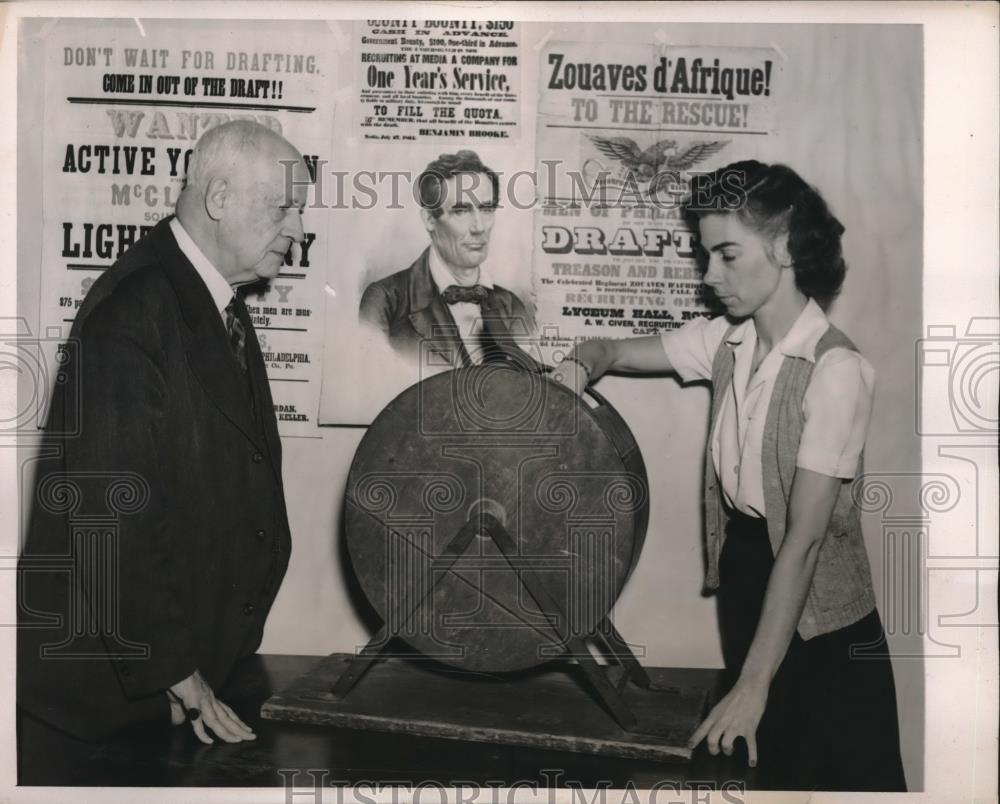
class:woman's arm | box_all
[688,467,844,766]
[552,336,675,394]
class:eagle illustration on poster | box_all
[586,135,730,198]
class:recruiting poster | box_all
[37,18,334,435]
[533,41,780,346]
[315,18,528,425]
[355,18,521,142]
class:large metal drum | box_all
[345,365,648,673]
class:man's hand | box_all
[167,669,256,744]
[687,677,768,767]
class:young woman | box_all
[554,161,906,791]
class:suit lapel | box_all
[479,287,549,372]
[406,250,471,366]
[154,220,265,451]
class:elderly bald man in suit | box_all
[18,120,311,745]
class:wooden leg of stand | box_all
[592,612,679,695]
[595,617,653,690]
[330,516,484,699]
[481,514,639,732]
[330,625,390,699]
[565,636,638,731]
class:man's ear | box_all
[773,232,792,269]
[420,206,437,235]
[204,177,228,222]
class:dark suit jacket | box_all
[17,218,291,741]
[358,248,536,365]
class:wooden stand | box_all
[261,653,709,762]
[262,513,709,761]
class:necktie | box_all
[441,284,490,305]
[224,297,248,374]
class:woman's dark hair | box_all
[682,160,847,308]
[417,150,499,218]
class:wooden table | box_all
[18,654,758,790]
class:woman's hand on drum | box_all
[551,352,593,395]
[688,677,768,767]
[550,336,675,395]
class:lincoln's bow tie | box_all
[441,284,490,305]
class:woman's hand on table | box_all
[688,676,768,767]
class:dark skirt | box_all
[718,510,908,791]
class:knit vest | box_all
[703,324,877,640]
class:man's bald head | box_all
[183,120,300,195]
[176,121,312,285]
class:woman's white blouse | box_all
[660,299,876,518]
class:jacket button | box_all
[252,452,263,464]
[243,603,255,616]
[255,529,266,541]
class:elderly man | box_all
[18,121,310,744]
[359,150,537,368]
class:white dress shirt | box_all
[427,246,495,365]
[170,217,234,321]
[661,299,876,518]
